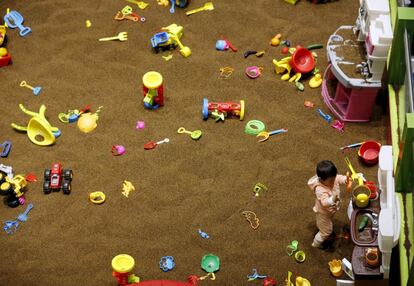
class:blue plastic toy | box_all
[0,141,12,158]
[247,268,267,281]
[170,0,175,13]
[317,108,332,123]
[151,32,172,52]
[17,203,33,222]
[20,81,42,96]
[3,220,19,234]
[198,229,210,239]
[216,40,228,51]
[159,256,175,272]
[4,11,32,37]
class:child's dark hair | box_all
[316,160,338,181]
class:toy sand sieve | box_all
[112,254,135,273]
[142,71,163,89]
[142,71,164,109]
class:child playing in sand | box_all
[308,160,351,248]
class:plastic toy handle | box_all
[344,157,355,174]
[224,39,237,52]
[23,203,34,215]
[18,26,32,37]
[268,128,288,136]
[11,123,28,132]
[99,36,119,41]
[18,104,38,118]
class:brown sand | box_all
[0,0,386,285]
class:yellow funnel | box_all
[27,117,56,146]
[11,104,59,146]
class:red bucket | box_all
[358,141,381,165]
[290,47,315,74]
[365,181,378,199]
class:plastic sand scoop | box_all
[186,2,214,16]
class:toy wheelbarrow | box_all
[257,128,288,142]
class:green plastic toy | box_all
[201,254,220,273]
[200,254,220,280]
[358,216,369,232]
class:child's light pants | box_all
[313,212,334,246]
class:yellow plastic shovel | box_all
[186,2,214,16]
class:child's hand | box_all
[346,171,352,192]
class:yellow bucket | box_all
[328,259,343,277]
[352,185,371,208]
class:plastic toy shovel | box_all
[257,128,288,142]
[17,203,33,222]
[177,127,202,140]
[3,11,32,37]
[186,2,214,16]
[170,0,175,13]
[144,138,170,150]
[20,81,42,96]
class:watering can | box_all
[11,104,60,146]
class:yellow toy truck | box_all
[0,165,28,208]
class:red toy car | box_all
[43,163,73,195]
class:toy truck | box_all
[0,165,28,208]
[151,31,176,53]
[150,24,191,58]
[43,163,73,195]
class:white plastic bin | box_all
[367,53,387,74]
[365,15,393,57]
[364,0,390,16]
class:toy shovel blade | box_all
[33,87,42,96]
[25,173,37,182]
[144,141,157,150]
